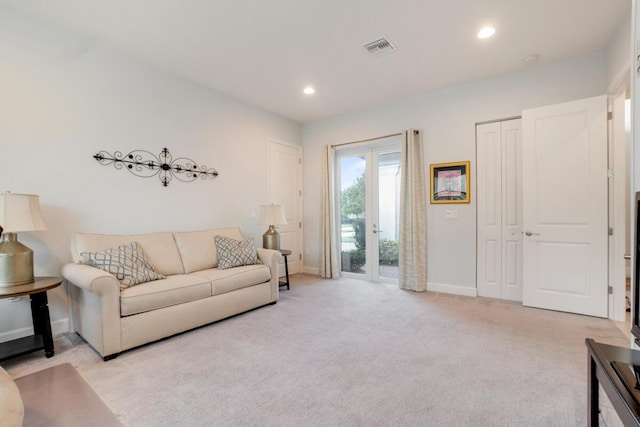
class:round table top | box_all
[279,249,292,256]
[0,277,62,298]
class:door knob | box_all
[524,231,540,236]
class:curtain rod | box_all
[330,132,404,148]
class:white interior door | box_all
[476,119,522,301]
[268,140,302,274]
[522,95,608,317]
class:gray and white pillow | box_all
[214,235,257,270]
[81,241,165,289]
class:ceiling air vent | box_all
[364,37,396,56]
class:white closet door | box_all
[500,119,523,301]
[477,122,502,298]
[476,119,522,301]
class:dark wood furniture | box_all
[586,338,640,426]
[279,249,291,290]
[0,277,61,361]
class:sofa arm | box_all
[62,263,122,359]
[62,263,120,295]
[0,366,23,427]
[256,248,282,300]
[256,248,281,267]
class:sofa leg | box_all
[103,353,119,362]
[269,301,277,305]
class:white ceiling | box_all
[1,0,631,123]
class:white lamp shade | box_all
[0,192,47,232]
[259,205,287,226]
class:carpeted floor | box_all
[1,275,630,426]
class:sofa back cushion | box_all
[173,227,244,274]
[71,232,184,276]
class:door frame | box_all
[609,93,631,322]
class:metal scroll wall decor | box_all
[93,147,219,187]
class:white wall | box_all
[302,54,606,295]
[606,11,632,93]
[0,6,301,341]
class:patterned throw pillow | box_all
[80,241,165,289]
[214,235,257,270]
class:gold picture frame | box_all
[430,161,470,204]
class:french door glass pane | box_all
[377,152,400,279]
[340,155,366,274]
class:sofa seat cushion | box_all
[120,275,212,316]
[191,264,270,295]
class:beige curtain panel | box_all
[399,130,427,291]
[321,144,339,278]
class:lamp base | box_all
[263,226,281,250]
[0,232,35,287]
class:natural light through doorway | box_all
[337,142,401,282]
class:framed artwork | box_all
[430,161,470,204]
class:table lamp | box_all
[0,192,47,287]
[259,204,287,250]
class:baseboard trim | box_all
[0,318,70,344]
[427,282,478,297]
[297,271,477,296]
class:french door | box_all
[336,139,401,282]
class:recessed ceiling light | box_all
[477,26,496,39]
[523,54,539,64]
[303,86,315,95]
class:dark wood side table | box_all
[585,338,640,426]
[0,276,62,361]
[279,249,291,290]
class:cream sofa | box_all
[62,227,281,360]
[0,365,23,427]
